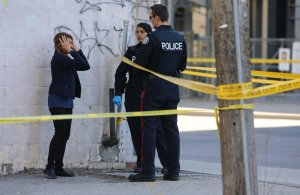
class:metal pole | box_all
[233,0,251,194]
[206,0,215,100]
[116,20,129,140]
[262,0,269,71]
[251,0,257,38]
[136,0,139,28]
[122,20,129,54]
[167,0,174,26]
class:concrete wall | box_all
[0,0,155,174]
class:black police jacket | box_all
[114,43,143,96]
[49,50,90,99]
[135,25,187,77]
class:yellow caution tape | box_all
[251,78,300,98]
[251,58,300,64]
[186,66,216,72]
[0,109,205,124]
[182,70,216,78]
[214,104,254,137]
[218,82,253,98]
[3,56,300,125]
[251,78,281,84]
[122,57,300,100]
[121,57,217,95]
[217,78,300,100]
[183,70,281,84]
[186,66,300,80]
[251,70,300,80]
[187,58,216,63]
[187,58,300,64]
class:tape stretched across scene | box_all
[217,79,300,100]
[187,58,300,64]
[121,57,217,95]
[185,66,300,80]
[0,109,207,124]
[122,57,300,100]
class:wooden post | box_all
[212,0,258,195]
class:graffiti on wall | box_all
[55,21,119,59]
[54,0,152,58]
[76,0,126,14]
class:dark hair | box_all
[53,32,73,51]
[150,4,169,22]
[137,22,152,34]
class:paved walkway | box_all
[1,168,300,195]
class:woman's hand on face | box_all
[70,40,79,52]
[59,35,72,53]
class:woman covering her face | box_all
[43,32,90,179]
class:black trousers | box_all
[46,107,72,170]
[140,79,180,176]
[125,90,168,168]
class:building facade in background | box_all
[249,0,300,73]
[169,0,300,96]
[0,0,157,175]
[1,0,300,175]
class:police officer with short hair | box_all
[113,23,168,174]
[128,4,187,182]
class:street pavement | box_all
[1,97,300,194]
[177,97,300,186]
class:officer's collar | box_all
[156,25,172,30]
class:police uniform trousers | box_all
[125,87,168,169]
[140,78,180,176]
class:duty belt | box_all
[148,74,176,80]
[147,75,160,79]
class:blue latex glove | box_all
[112,96,122,106]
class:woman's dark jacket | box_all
[49,50,90,98]
[114,43,143,97]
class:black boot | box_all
[163,173,179,181]
[133,167,141,173]
[128,173,155,182]
[55,169,75,177]
[43,168,57,179]
[161,167,167,174]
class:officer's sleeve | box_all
[135,35,154,68]
[114,49,131,96]
[179,38,187,72]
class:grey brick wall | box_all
[0,0,154,174]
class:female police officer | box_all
[113,23,168,174]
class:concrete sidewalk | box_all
[1,168,300,195]
[177,160,300,187]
